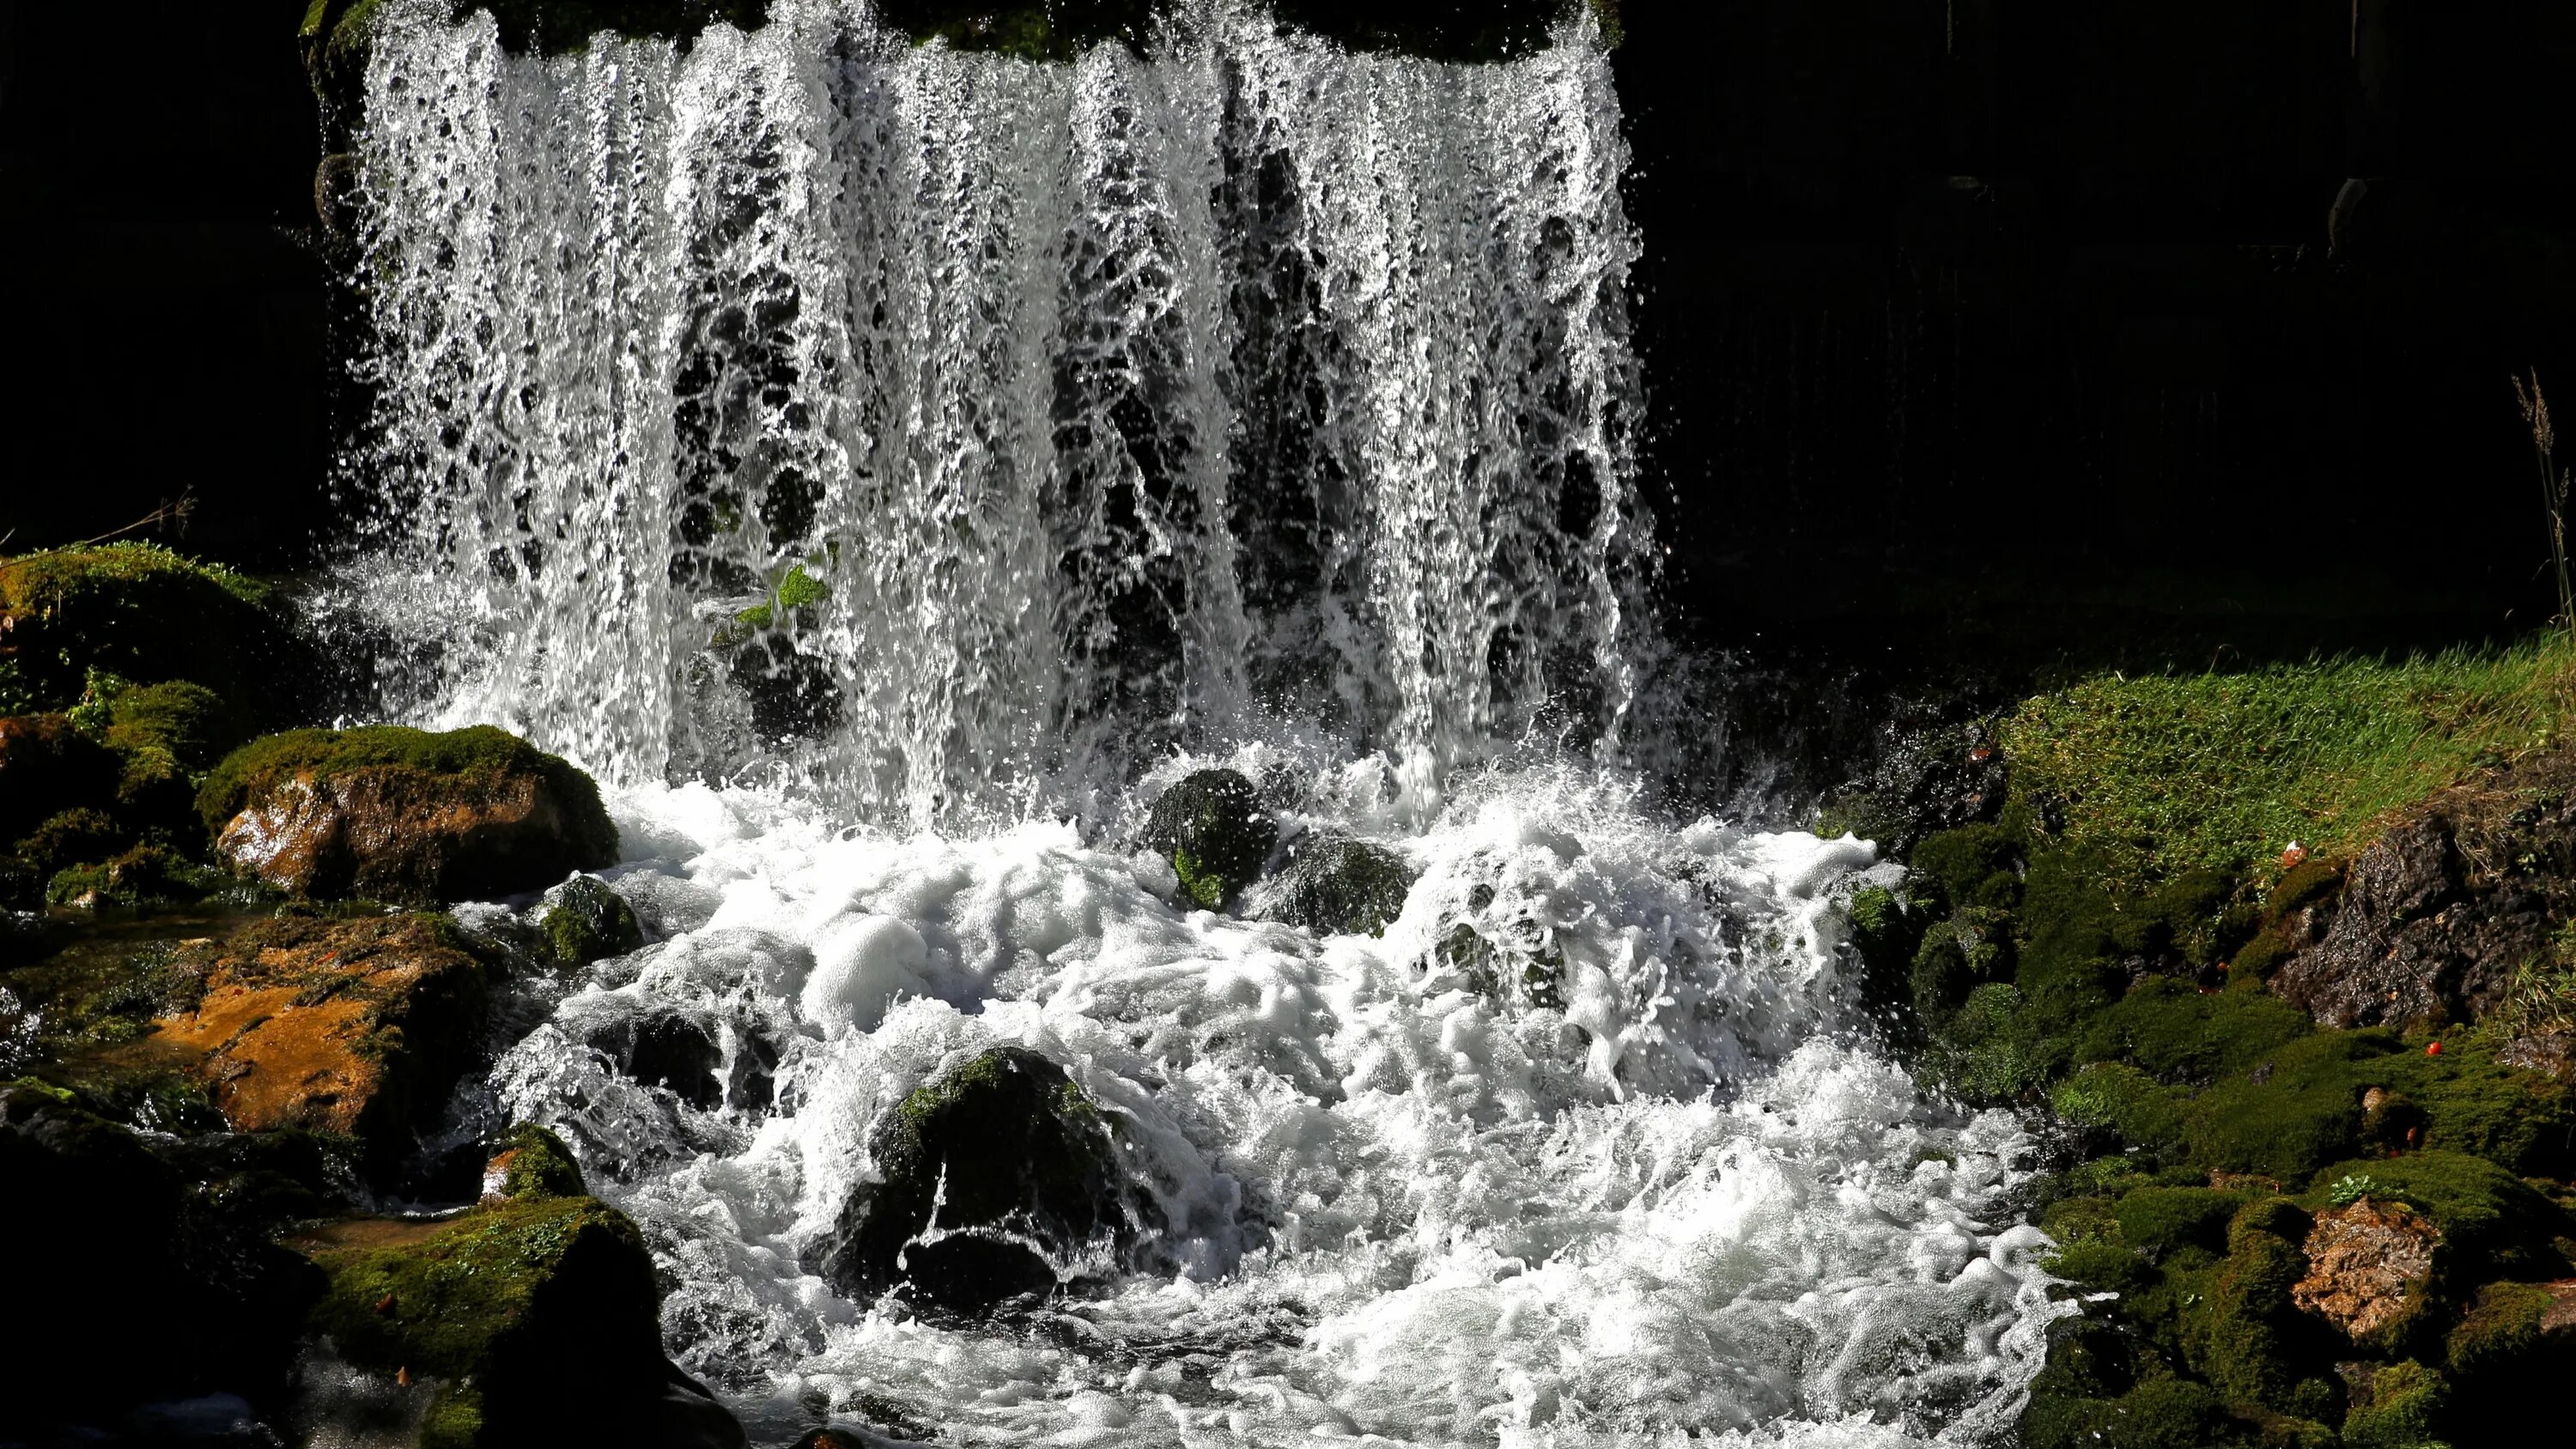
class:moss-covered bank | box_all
[1840,635,2576,1447]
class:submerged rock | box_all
[821,1046,1137,1312]
[295,1182,744,1449]
[1137,768,1276,909]
[200,724,617,904]
[1255,833,1415,937]
[152,913,489,1171]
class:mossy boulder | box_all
[201,725,617,904]
[538,874,645,967]
[820,1046,1140,1311]
[481,1122,587,1203]
[149,912,491,1174]
[1137,768,1276,910]
[1254,833,1414,936]
[0,1081,325,1429]
[0,544,278,713]
[103,678,249,773]
[295,1191,744,1449]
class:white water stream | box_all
[335,3,2062,1443]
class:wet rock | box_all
[582,1006,726,1111]
[0,1081,324,1428]
[821,1046,1137,1312]
[0,713,119,844]
[538,874,645,967]
[1137,768,1276,909]
[295,1190,745,1449]
[2293,1197,2439,1343]
[1254,833,1415,937]
[200,724,617,905]
[151,913,489,1172]
[479,1122,586,1204]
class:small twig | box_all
[67,489,196,549]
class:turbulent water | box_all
[335,3,2063,1444]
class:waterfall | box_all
[335,6,2065,1445]
[345,0,1649,826]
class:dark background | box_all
[5,1,2573,669]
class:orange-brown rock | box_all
[152,913,488,1164]
[200,724,617,904]
[2293,1197,2439,1341]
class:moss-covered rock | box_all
[2339,1359,2449,1449]
[480,1122,587,1202]
[538,873,644,967]
[0,544,279,714]
[295,1191,743,1449]
[820,1046,1141,1311]
[104,678,250,773]
[201,724,617,904]
[1137,768,1276,909]
[1254,833,1413,936]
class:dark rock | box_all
[584,1007,726,1111]
[200,724,618,904]
[0,1082,325,1428]
[2274,807,2561,1032]
[1137,768,1277,909]
[1254,834,1415,937]
[539,874,646,967]
[820,1046,1139,1312]
[0,714,120,844]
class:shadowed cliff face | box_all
[4,2,2573,670]
[1614,0,2576,669]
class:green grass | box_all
[2002,634,2576,891]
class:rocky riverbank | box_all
[0,543,741,1447]
[1830,639,2576,1447]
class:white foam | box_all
[480,767,2062,1446]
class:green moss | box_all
[12,808,127,874]
[2074,977,2313,1084]
[0,543,276,712]
[2184,1202,2336,1416]
[1139,769,1275,911]
[2024,1374,2250,1449]
[1260,834,1415,937]
[538,876,644,967]
[103,680,247,773]
[2302,1151,2569,1280]
[301,1192,659,1446]
[197,724,614,863]
[2341,1361,2450,1449]
[1999,637,2576,893]
[2112,1186,2245,1262]
[2053,1062,2187,1153]
[726,561,830,637]
[491,1124,586,1200]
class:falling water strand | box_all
[348,0,1653,824]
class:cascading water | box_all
[332,3,2066,1444]
[343,0,1650,823]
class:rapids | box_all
[326,3,2067,1443]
